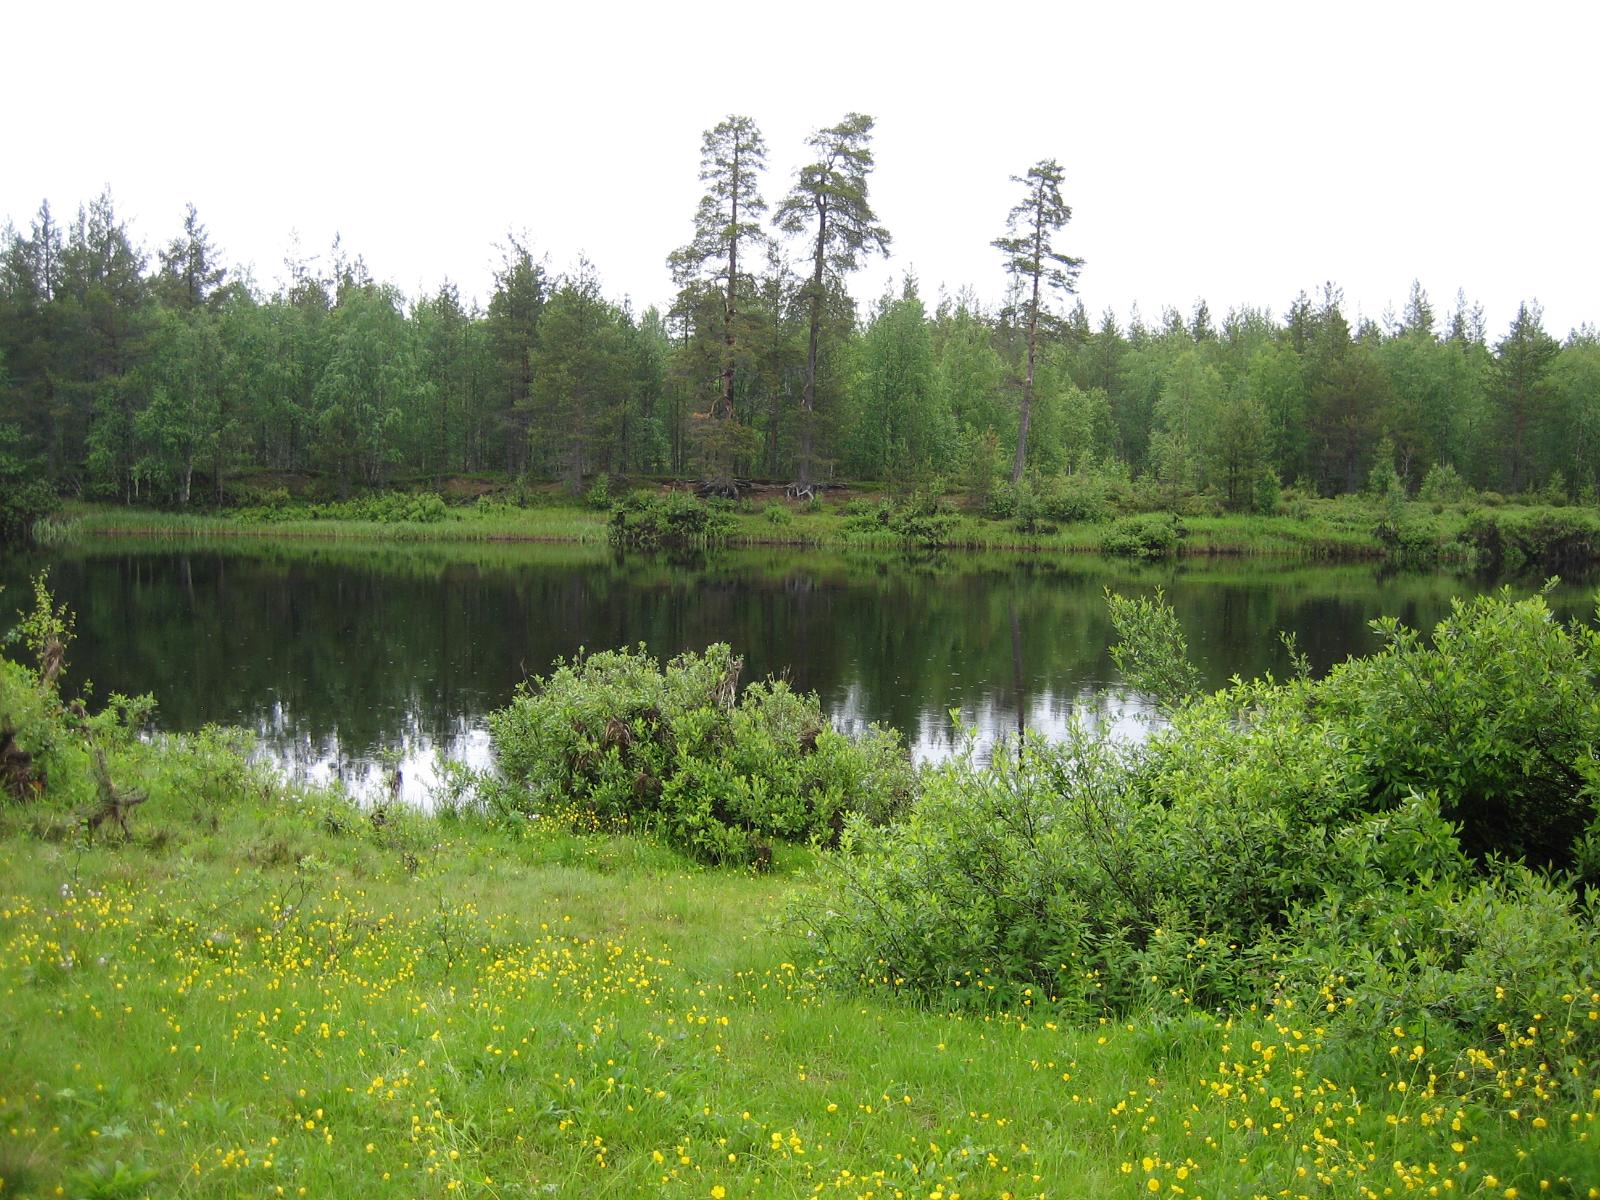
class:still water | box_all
[4,539,1593,805]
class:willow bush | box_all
[798,589,1600,1088]
[489,643,912,866]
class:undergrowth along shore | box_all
[1,579,1598,1198]
[40,488,1600,570]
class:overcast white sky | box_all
[6,0,1596,338]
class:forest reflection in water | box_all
[5,538,1593,806]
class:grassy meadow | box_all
[3,796,1596,1200]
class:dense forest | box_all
[4,113,1598,509]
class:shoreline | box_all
[40,498,1421,559]
[34,496,1600,574]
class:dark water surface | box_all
[5,539,1594,804]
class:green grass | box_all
[1,735,1594,1200]
[57,493,1593,566]
[48,502,612,545]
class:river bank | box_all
[39,492,1600,567]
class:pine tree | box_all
[529,263,630,490]
[156,203,227,312]
[668,115,768,425]
[993,160,1082,483]
[486,236,547,474]
[773,112,889,485]
[1492,302,1559,494]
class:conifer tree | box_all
[156,203,227,312]
[993,160,1082,483]
[669,115,768,424]
[773,112,889,484]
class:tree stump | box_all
[85,744,146,839]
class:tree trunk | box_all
[1011,197,1045,486]
[720,143,740,422]
[799,202,828,486]
[1012,272,1042,485]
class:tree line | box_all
[3,113,1598,509]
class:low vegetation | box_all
[487,643,911,866]
[0,578,1596,1198]
[805,588,1599,1001]
[45,482,1600,575]
[606,493,734,550]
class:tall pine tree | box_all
[773,112,889,485]
[993,160,1082,483]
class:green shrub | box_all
[1373,513,1446,565]
[962,428,1002,509]
[1459,510,1600,574]
[1037,472,1111,524]
[0,656,64,803]
[1105,587,1202,712]
[802,587,1600,1061]
[1540,469,1570,506]
[885,507,956,547]
[984,480,1020,521]
[799,731,1129,1013]
[842,494,956,547]
[607,493,731,549]
[1366,437,1404,499]
[488,644,912,865]
[226,482,293,510]
[233,491,451,525]
[1317,590,1600,868]
[1251,469,1281,516]
[800,717,1344,1014]
[584,473,613,510]
[1418,461,1469,504]
[763,502,793,526]
[2,575,161,818]
[1099,513,1183,558]
[1277,485,1314,520]
[1270,811,1600,1072]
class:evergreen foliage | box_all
[0,170,1596,505]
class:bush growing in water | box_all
[488,643,912,865]
[607,493,731,549]
[1459,509,1600,574]
[1099,513,1183,558]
